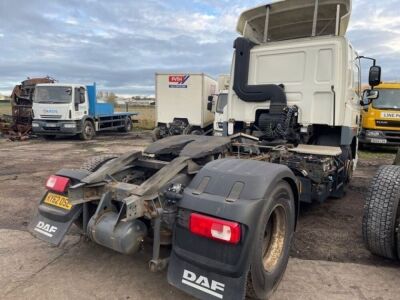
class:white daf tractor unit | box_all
[29,1,381,300]
[152,73,217,141]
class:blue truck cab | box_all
[32,83,137,140]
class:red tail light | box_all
[45,175,70,193]
[189,213,241,244]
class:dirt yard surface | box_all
[0,132,399,299]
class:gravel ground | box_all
[0,132,399,299]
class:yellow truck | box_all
[359,83,400,147]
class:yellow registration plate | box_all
[44,192,72,210]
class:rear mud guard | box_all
[28,193,82,246]
[168,158,298,300]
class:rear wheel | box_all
[397,220,400,257]
[74,155,118,231]
[362,165,400,260]
[43,135,56,140]
[81,155,118,172]
[246,181,295,299]
[190,129,204,135]
[341,145,353,183]
[118,117,132,132]
[79,120,95,140]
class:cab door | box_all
[73,87,88,118]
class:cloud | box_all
[0,0,399,95]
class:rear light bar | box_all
[45,175,70,193]
[189,213,241,244]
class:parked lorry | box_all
[362,151,400,260]
[213,75,230,136]
[152,73,217,141]
[359,82,400,147]
[32,83,136,140]
[29,1,380,299]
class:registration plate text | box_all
[44,193,72,210]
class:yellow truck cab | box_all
[360,83,400,146]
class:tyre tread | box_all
[80,155,117,172]
[362,165,400,259]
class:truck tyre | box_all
[362,165,400,260]
[397,221,400,258]
[43,135,56,140]
[184,125,203,135]
[74,155,119,231]
[80,155,118,172]
[79,120,95,140]
[190,129,204,135]
[152,127,162,141]
[118,117,132,132]
[246,181,295,299]
[341,145,353,183]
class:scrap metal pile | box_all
[0,77,55,140]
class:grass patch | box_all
[358,149,397,160]
[115,105,155,130]
[0,102,11,115]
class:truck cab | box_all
[213,75,230,136]
[223,0,364,163]
[360,83,400,146]
[213,90,228,136]
[32,84,88,134]
[32,83,135,140]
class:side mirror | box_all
[207,101,213,111]
[369,66,381,87]
[360,89,379,106]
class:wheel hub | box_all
[262,205,287,272]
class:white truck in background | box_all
[152,73,217,141]
[212,75,230,136]
[32,83,136,140]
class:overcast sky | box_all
[0,0,399,96]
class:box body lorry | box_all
[359,83,400,146]
[32,83,136,140]
[153,73,217,140]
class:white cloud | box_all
[0,0,399,94]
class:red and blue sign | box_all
[169,74,190,88]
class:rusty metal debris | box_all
[0,77,56,141]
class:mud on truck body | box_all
[29,1,381,299]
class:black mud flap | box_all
[168,252,247,300]
[28,195,82,246]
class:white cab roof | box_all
[237,0,351,43]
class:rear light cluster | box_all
[46,175,70,193]
[189,213,241,244]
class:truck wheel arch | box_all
[175,159,299,273]
[81,116,95,128]
[169,159,299,299]
[283,176,300,229]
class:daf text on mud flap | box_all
[182,269,225,299]
[34,221,58,237]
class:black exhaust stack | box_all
[233,37,287,113]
